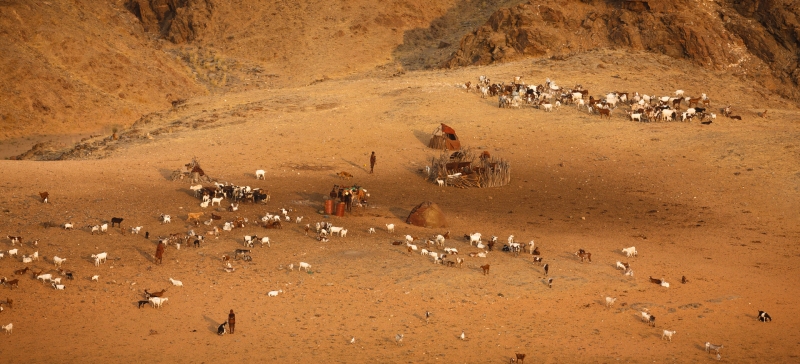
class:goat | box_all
[255,169,265,180]
[597,107,612,119]
[511,353,526,364]
[648,276,662,285]
[243,235,257,247]
[110,217,123,228]
[705,342,723,354]
[37,273,53,283]
[605,297,617,308]
[53,256,66,267]
[39,191,49,203]
[543,263,549,276]
[160,214,171,224]
[58,269,73,280]
[100,223,108,233]
[662,330,676,342]
[131,226,143,234]
[2,323,12,334]
[211,196,224,206]
[340,229,348,238]
[234,249,251,259]
[189,184,203,196]
[89,225,100,234]
[267,289,283,297]
[145,289,166,298]
[436,179,444,187]
[386,224,395,233]
[91,275,99,281]
[64,223,74,230]
[92,252,108,266]
[7,249,18,257]
[444,247,458,255]
[467,233,482,246]
[621,246,637,257]
[52,282,65,290]
[758,311,772,322]
[480,264,490,275]
[137,300,150,308]
[149,297,168,308]
[368,227,376,234]
[330,227,344,236]
[547,278,553,288]
[295,216,303,224]
[168,278,183,287]
[616,261,629,270]
[532,256,543,265]
[21,256,33,264]
[0,278,19,289]
[574,249,592,262]
[13,267,29,276]
[299,262,311,272]
[187,212,204,223]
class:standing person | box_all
[369,151,376,174]
[228,309,236,334]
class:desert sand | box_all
[1,51,799,363]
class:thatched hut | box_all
[425,148,510,188]
[428,123,461,151]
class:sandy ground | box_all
[1,52,800,363]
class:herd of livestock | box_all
[468,75,747,123]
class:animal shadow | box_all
[203,315,222,334]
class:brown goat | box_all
[574,249,592,262]
[481,264,490,275]
[597,108,611,119]
[39,191,49,203]
[649,276,663,285]
[14,267,29,276]
[145,289,166,298]
[511,353,526,363]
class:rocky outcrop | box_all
[446,0,800,101]
[125,0,213,43]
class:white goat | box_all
[64,223,74,230]
[21,256,32,264]
[260,237,271,247]
[329,226,344,236]
[131,226,143,234]
[2,323,12,334]
[200,200,210,208]
[53,256,66,267]
[35,273,52,283]
[622,246,637,257]
[52,283,65,290]
[662,330,676,342]
[7,249,18,257]
[340,229,348,238]
[267,289,283,297]
[386,224,395,233]
[91,252,108,266]
[605,297,617,307]
[298,262,311,272]
[211,197,224,206]
[368,228,376,234]
[161,214,171,224]
[436,179,444,187]
[169,278,183,287]
[444,247,458,255]
[616,261,628,270]
[189,184,203,196]
[91,275,99,281]
[149,297,168,308]
[405,235,414,243]
[255,169,265,180]
[435,234,445,246]
[295,216,303,224]
[468,233,482,246]
[100,223,108,233]
[90,225,100,234]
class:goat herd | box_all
[0,164,775,361]
[467,75,750,124]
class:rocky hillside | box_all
[445,0,799,101]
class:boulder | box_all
[406,202,447,228]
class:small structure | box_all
[428,123,461,151]
[426,148,511,188]
[406,201,447,228]
[170,157,213,183]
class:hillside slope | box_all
[445,0,799,101]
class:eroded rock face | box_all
[446,0,799,100]
[126,0,213,43]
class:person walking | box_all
[228,309,236,334]
[369,151,376,174]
